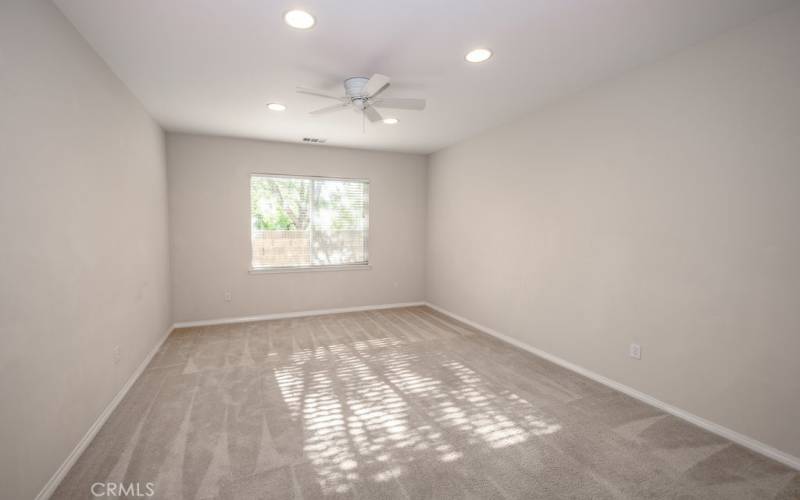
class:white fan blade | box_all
[363,106,383,122]
[372,97,426,110]
[363,74,390,98]
[297,87,343,100]
[310,103,350,115]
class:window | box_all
[250,174,369,270]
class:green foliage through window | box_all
[250,175,369,268]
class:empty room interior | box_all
[3,0,800,499]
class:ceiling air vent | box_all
[302,137,327,144]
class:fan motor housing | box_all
[344,77,369,97]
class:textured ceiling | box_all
[55,0,792,153]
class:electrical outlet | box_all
[113,346,121,365]
[224,291,232,302]
[629,343,641,360]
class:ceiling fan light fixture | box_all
[297,74,426,129]
[465,48,492,63]
[267,102,286,111]
[284,9,315,29]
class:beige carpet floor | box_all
[54,306,799,499]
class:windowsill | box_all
[249,264,372,275]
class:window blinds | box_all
[250,175,369,269]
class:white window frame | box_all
[249,173,371,274]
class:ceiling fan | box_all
[297,74,426,125]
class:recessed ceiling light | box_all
[465,48,492,63]
[284,9,315,29]
[267,103,286,111]
[382,117,399,125]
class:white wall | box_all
[167,133,427,323]
[427,4,800,460]
[0,1,172,498]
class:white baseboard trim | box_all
[35,325,175,500]
[172,301,427,329]
[423,301,800,472]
